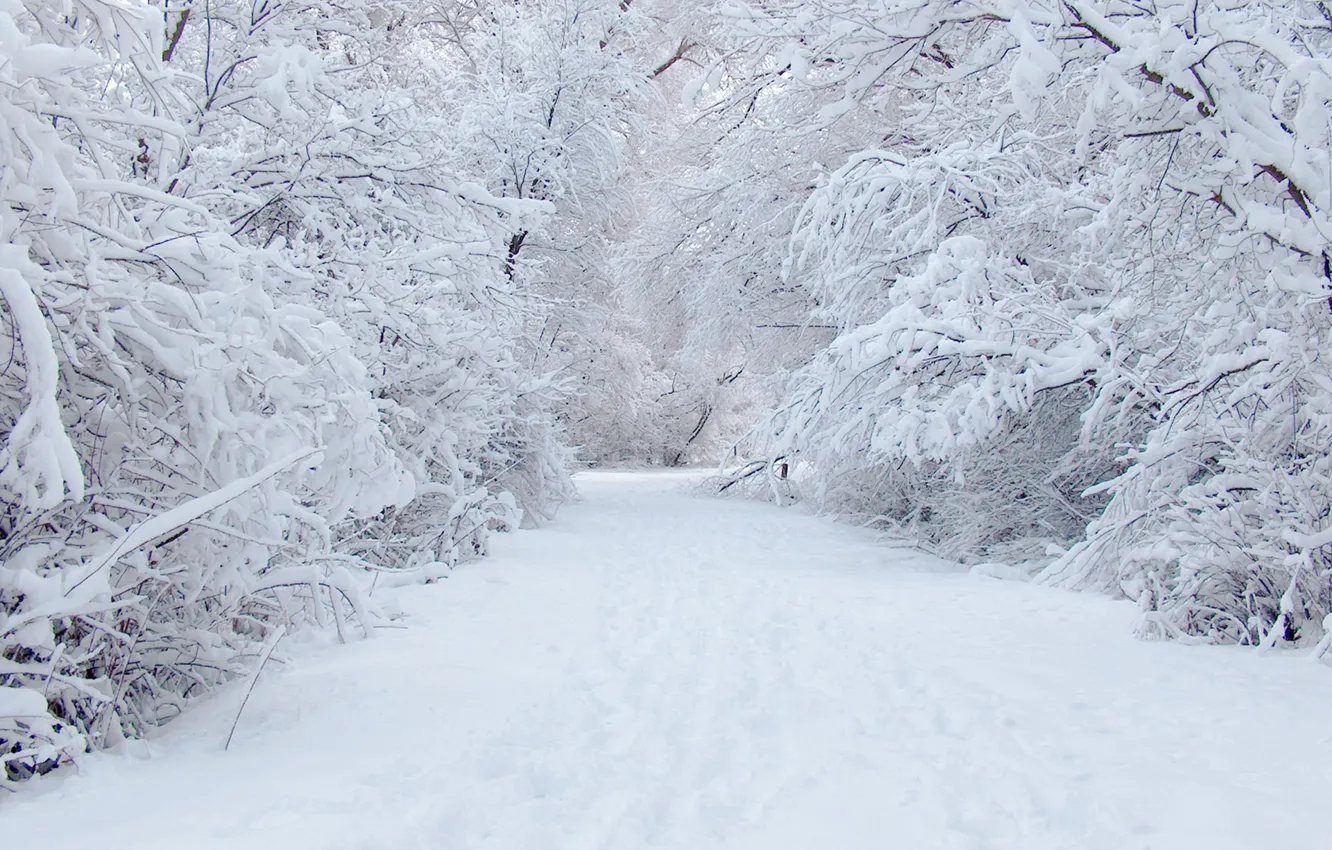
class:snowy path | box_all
[6,471,1331,849]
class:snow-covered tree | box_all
[414,0,670,466]
[608,0,858,466]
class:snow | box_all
[0,248,84,511]
[5,471,1331,849]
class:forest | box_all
[3,0,1330,785]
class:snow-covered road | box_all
[6,471,1331,849]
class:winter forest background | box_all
[3,0,1331,784]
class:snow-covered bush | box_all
[721,0,1332,645]
[773,233,1121,561]
[1,0,573,784]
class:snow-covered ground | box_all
[5,471,1330,849]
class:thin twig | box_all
[224,625,286,751]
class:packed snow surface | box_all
[6,471,1330,848]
